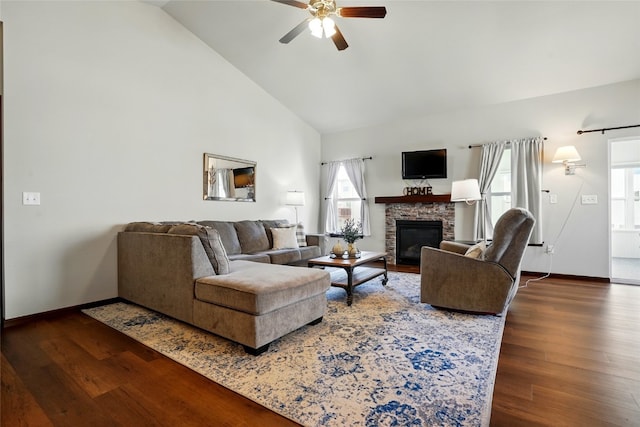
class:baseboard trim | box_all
[2,271,611,328]
[521,271,610,284]
[3,297,122,329]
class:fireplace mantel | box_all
[374,194,451,204]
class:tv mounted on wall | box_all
[402,149,447,179]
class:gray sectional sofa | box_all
[118,220,331,354]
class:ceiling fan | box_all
[271,0,387,51]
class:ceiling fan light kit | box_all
[272,0,387,51]
[309,16,336,38]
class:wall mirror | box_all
[203,153,256,202]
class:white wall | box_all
[321,79,640,278]
[2,1,321,319]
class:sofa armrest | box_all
[118,232,215,324]
[305,233,329,255]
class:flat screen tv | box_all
[402,149,447,179]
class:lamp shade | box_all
[552,146,581,163]
[285,190,305,206]
[451,179,481,202]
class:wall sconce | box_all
[451,179,482,205]
[552,145,586,175]
[285,190,305,224]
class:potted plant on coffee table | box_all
[341,218,362,258]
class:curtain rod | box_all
[577,124,640,135]
[468,137,547,149]
[321,156,373,166]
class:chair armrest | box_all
[305,233,329,255]
[439,241,471,254]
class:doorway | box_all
[609,137,640,285]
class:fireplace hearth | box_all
[396,220,443,265]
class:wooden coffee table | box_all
[307,251,388,306]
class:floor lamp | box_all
[451,179,483,242]
[451,179,481,205]
[286,190,305,224]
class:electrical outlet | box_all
[581,194,598,205]
[546,244,555,254]
[22,192,41,205]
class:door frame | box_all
[609,136,640,285]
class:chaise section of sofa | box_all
[194,260,329,352]
[118,220,331,354]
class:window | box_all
[611,166,640,230]
[487,148,511,232]
[479,138,542,244]
[330,164,362,231]
[324,158,370,236]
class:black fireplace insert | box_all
[396,220,443,265]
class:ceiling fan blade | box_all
[338,6,387,18]
[279,19,311,44]
[331,25,349,51]
[271,0,309,9]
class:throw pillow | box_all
[464,241,486,259]
[260,219,289,248]
[205,227,230,275]
[296,223,307,247]
[167,223,230,275]
[271,226,299,250]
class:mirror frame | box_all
[203,153,256,202]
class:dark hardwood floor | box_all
[2,270,639,426]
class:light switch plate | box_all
[23,192,41,205]
[581,194,598,205]
[549,194,558,204]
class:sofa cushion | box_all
[298,245,321,260]
[195,261,330,315]
[167,224,230,274]
[234,220,270,253]
[197,221,242,255]
[266,249,301,265]
[124,222,173,233]
[227,253,271,263]
[271,226,298,250]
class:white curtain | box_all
[323,162,341,234]
[474,141,506,240]
[342,158,371,236]
[511,137,543,244]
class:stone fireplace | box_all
[376,195,454,265]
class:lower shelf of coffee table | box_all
[329,266,387,288]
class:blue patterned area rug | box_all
[83,272,505,427]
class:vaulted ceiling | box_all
[149,1,640,134]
